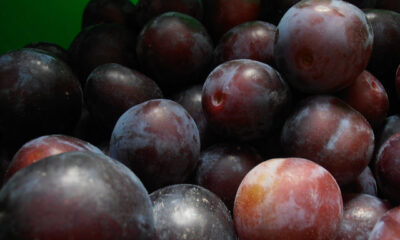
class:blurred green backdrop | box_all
[0,0,138,55]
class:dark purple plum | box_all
[275,0,373,93]
[85,63,163,135]
[375,114,400,153]
[81,0,136,29]
[339,70,389,128]
[0,151,155,240]
[195,143,262,210]
[135,0,204,27]
[150,184,237,240]
[24,42,69,64]
[375,131,400,204]
[202,59,291,141]
[335,194,391,240]
[281,95,375,186]
[341,166,378,196]
[68,24,138,85]
[203,0,261,41]
[214,21,277,66]
[0,48,83,153]
[109,99,200,191]
[4,134,103,182]
[136,12,213,94]
[365,9,400,112]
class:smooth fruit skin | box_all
[274,0,373,93]
[109,99,200,191]
[369,206,400,239]
[234,158,343,240]
[0,48,83,152]
[281,95,375,186]
[0,151,155,240]
[4,134,103,182]
[202,59,291,141]
[341,166,378,196]
[150,184,237,240]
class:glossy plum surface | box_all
[234,158,343,240]
[214,21,276,66]
[376,114,400,152]
[341,166,378,196]
[281,95,375,185]
[136,12,213,93]
[109,99,200,191]
[375,131,400,204]
[369,206,400,239]
[85,63,163,134]
[135,0,204,27]
[0,48,83,153]
[274,0,373,93]
[25,42,69,64]
[339,70,389,128]
[335,194,391,240]
[81,0,136,29]
[150,184,237,240]
[0,151,155,240]
[4,134,103,182]
[202,59,291,141]
[195,143,262,210]
[68,24,137,85]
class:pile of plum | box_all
[1,0,400,239]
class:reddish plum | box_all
[202,59,291,141]
[281,95,375,185]
[195,143,262,210]
[335,194,391,240]
[85,63,163,135]
[214,21,277,66]
[109,99,200,191]
[274,0,373,93]
[234,158,343,240]
[4,134,103,182]
[150,184,237,240]
[339,70,389,128]
[369,206,400,239]
[136,12,213,93]
[0,151,155,240]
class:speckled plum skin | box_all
[375,132,400,204]
[274,0,373,93]
[195,143,262,210]
[136,12,213,91]
[85,63,163,134]
[335,194,390,240]
[150,184,237,240]
[214,21,276,66]
[0,48,83,152]
[3,135,103,182]
[109,99,200,191]
[202,59,291,141]
[339,70,389,128]
[281,95,375,186]
[0,151,155,240]
[135,0,204,27]
[369,206,400,239]
[341,166,378,196]
[234,158,343,240]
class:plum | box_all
[214,21,277,66]
[0,151,155,240]
[3,134,103,182]
[24,42,70,65]
[85,63,163,135]
[0,48,83,154]
[281,95,375,185]
[275,0,373,93]
[195,143,262,210]
[109,99,200,191]
[369,205,400,239]
[150,184,237,240]
[234,157,343,240]
[202,59,291,141]
[136,12,213,94]
[341,166,378,196]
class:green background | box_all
[0,0,138,55]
